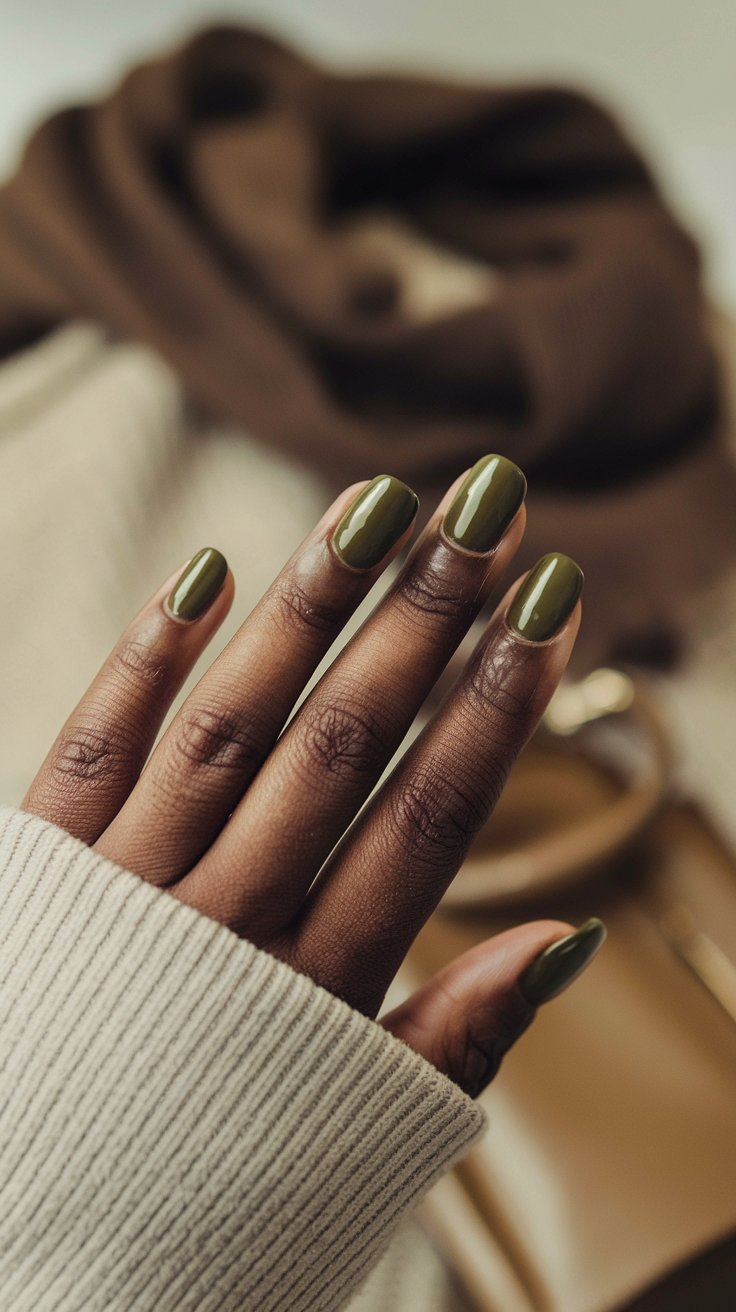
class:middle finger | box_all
[178,454,527,935]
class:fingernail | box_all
[333,475,419,570]
[166,548,228,621]
[507,552,583,641]
[519,918,606,1005]
[443,454,526,553]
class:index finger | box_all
[94,477,418,882]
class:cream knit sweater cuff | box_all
[0,804,485,1311]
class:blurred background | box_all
[3,0,736,312]
[2,4,736,1310]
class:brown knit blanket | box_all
[0,26,718,492]
[2,26,735,670]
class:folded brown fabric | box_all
[2,26,736,674]
[0,26,719,493]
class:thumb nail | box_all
[519,918,607,1006]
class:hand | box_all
[23,456,604,1096]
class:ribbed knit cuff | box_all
[0,805,485,1311]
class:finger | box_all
[177,455,528,934]
[383,919,606,1096]
[292,553,583,1014]
[94,477,418,881]
[22,548,233,844]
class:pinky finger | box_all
[383,919,606,1096]
[22,548,233,845]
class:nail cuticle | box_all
[438,513,519,561]
[443,454,527,555]
[502,611,568,648]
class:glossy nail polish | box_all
[333,475,418,570]
[443,454,526,553]
[519,918,607,1005]
[507,552,583,641]
[167,548,228,621]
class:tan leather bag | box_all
[407,675,736,1311]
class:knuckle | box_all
[458,1033,503,1097]
[460,992,534,1095]
[390,765,487,873]
[465,639,538,746]
[393,548,474,631]
[111,638,168,692]
[296,696,386,785]
[173,704,266,775]
[276,578,342,638]
[50,725,128,788]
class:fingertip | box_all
[440,454,527,556]
[518,916,607,1006]
[427,458,528,563]
[163,547,231,625]
[329,475,419,572]
[383,920,579,1095]
[504,553,584,646]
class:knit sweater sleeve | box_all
[0,804,484,1312]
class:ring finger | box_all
[290,553,584,1015]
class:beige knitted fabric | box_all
[0,802,483,1310]
[0,324,327,805]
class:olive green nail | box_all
[333,475,418,570]
[443,454,526,553]
[507,552,583,642]
[519,918,607,1005]
[166,548,228,621]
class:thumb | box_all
[382,918,606,1097]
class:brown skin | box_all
[22,469,582,1096]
